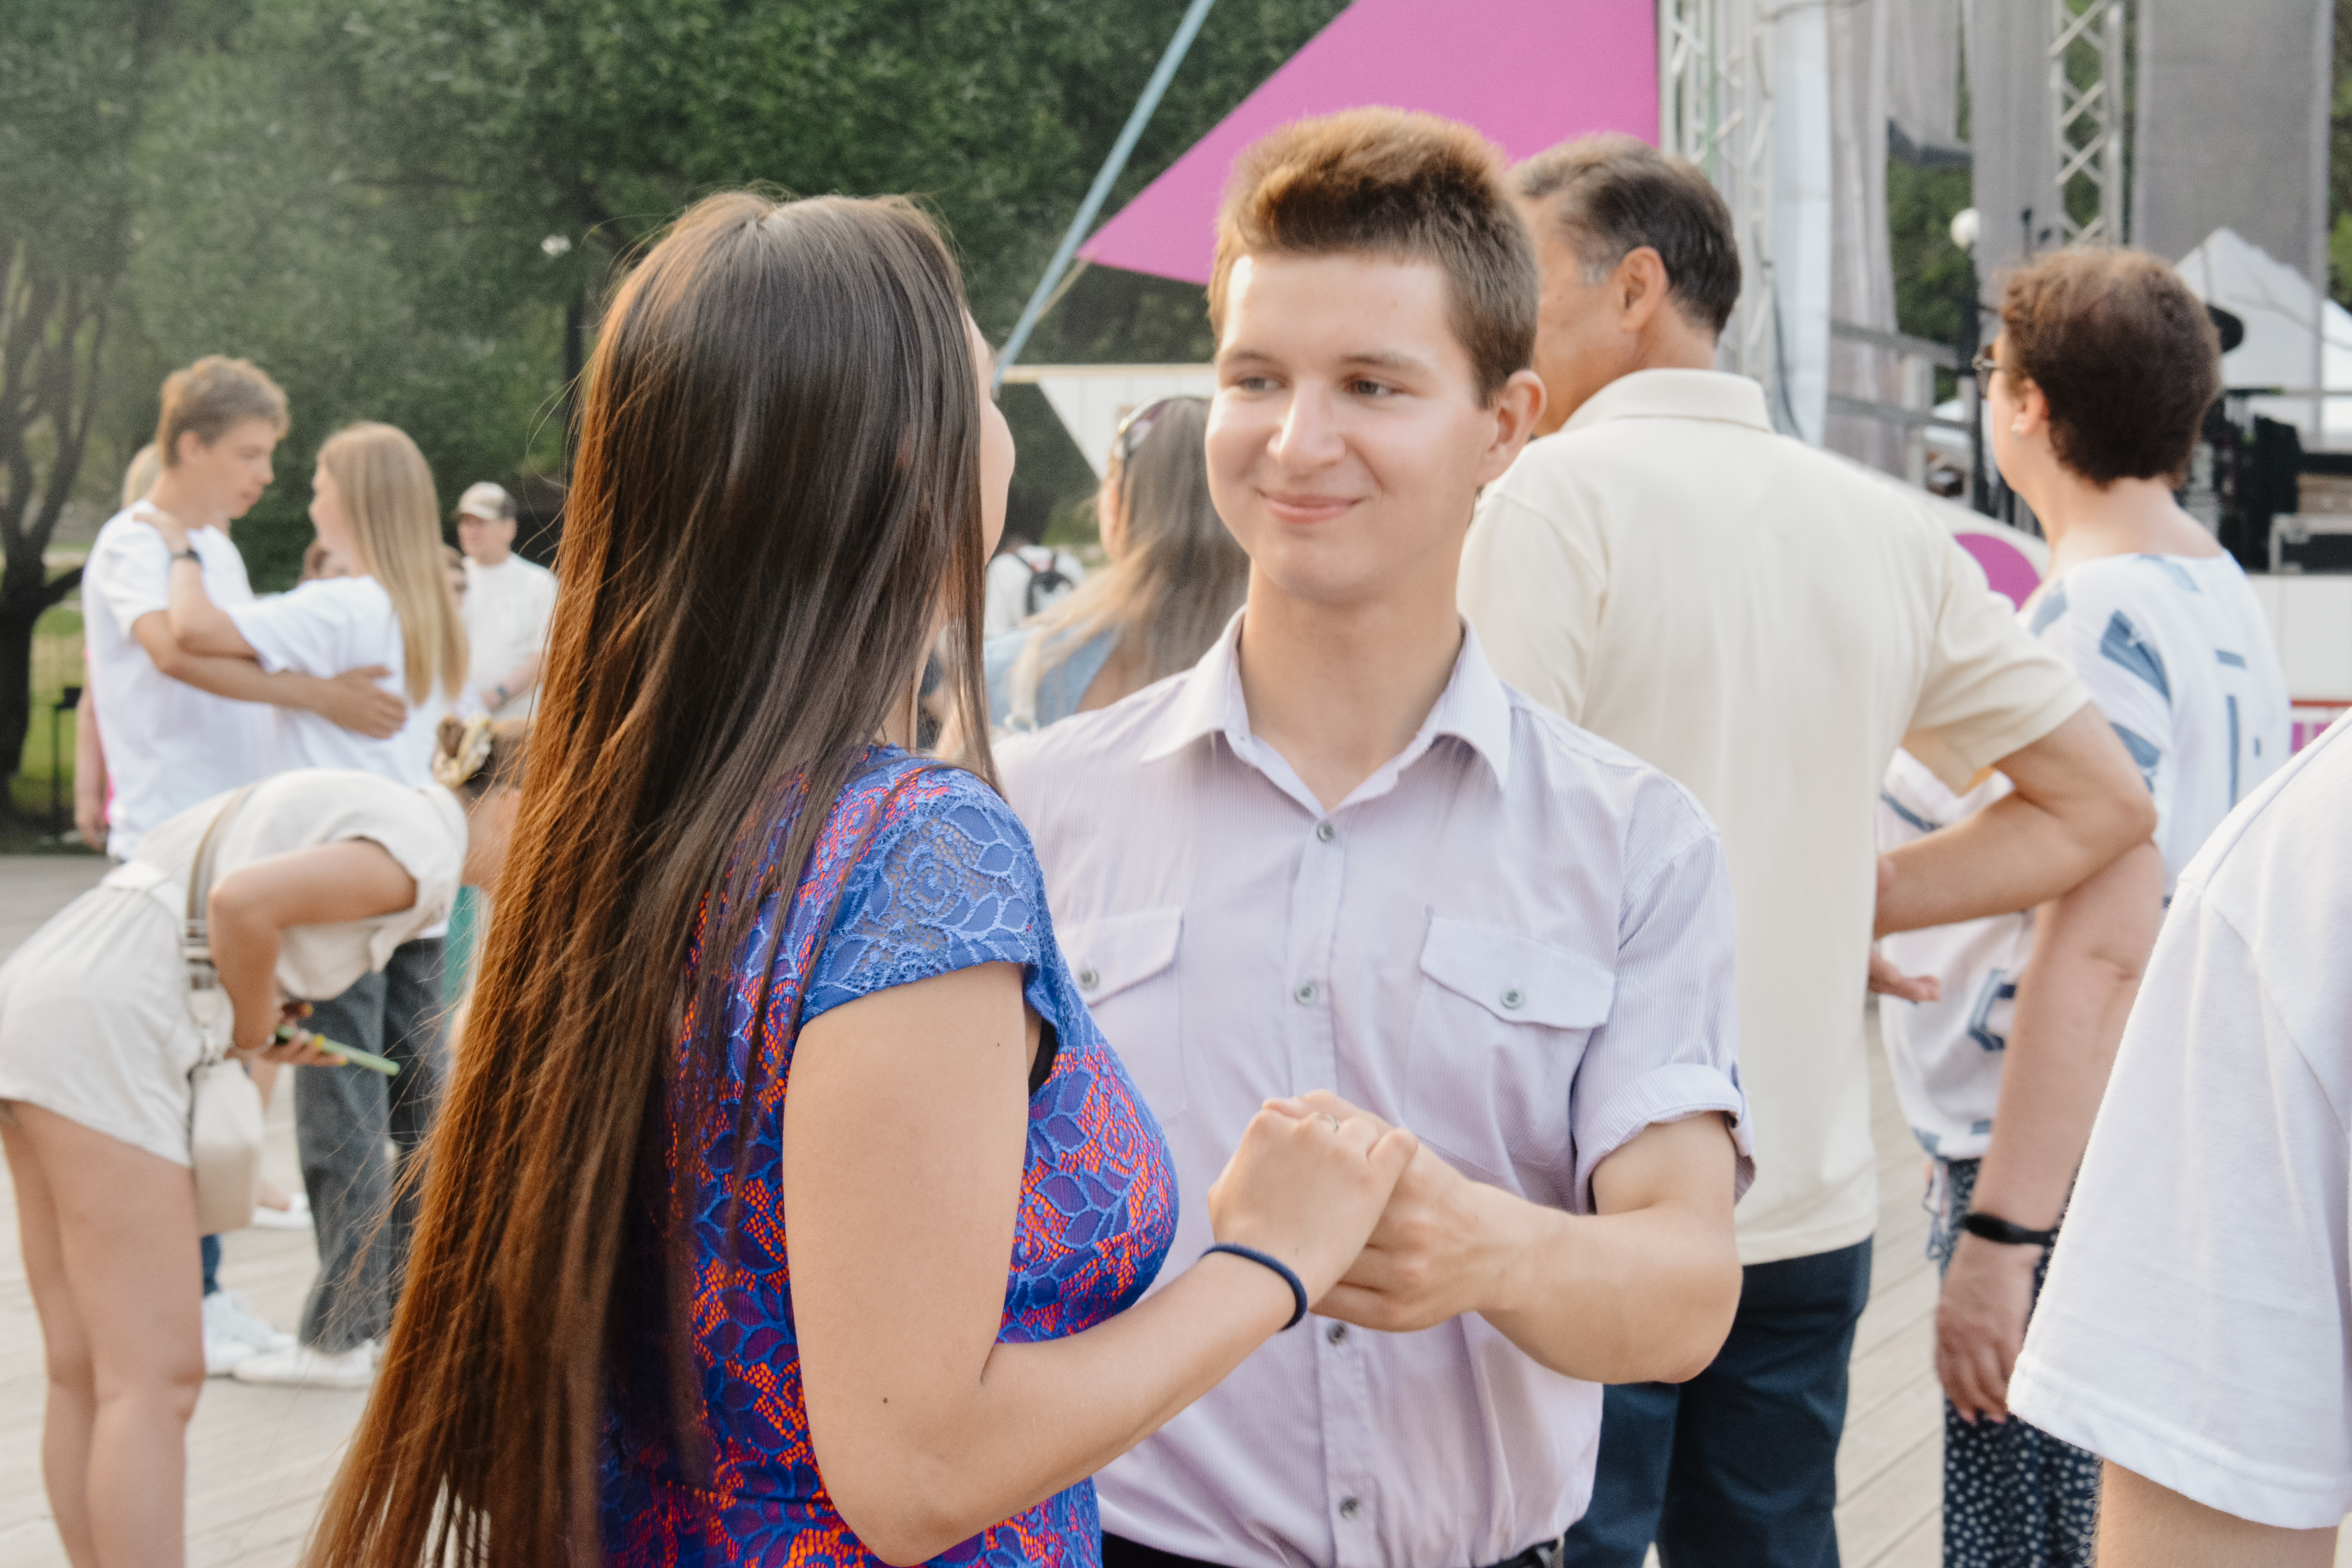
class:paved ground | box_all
[2,851,2306,1566]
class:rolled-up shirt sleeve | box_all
[1569,790,1752,1209]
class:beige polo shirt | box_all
[1461,369,2085,1265]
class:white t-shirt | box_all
[1460,369,2086,1264]
[983,544,1085,637]
[462,553,558,716]
[229,576,452,784]
[1877,552,2290,1158]
[2007,711,2352,1530]
[81,502,277,859]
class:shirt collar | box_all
[1141,610,1514,795]
[1560,367,1772,437]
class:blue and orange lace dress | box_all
[600,751,1177,1567]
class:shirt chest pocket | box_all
[1064,907,1185,1124]
[1407,916,1615,1190]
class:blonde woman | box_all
[983,396,1250,731]
[152,421,471,1389]
[0,717,527,1568]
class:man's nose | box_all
[1271,386,1344,468]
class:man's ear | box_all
[1474,368,1549,486]
[1615,247,1673,332]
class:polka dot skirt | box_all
[1929,1158,2101,1568]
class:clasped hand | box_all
[1210,1089,1511,1332]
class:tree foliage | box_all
[6,0,1350,789]
[0,0,168,798]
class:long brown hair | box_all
[307,190,993,1566]
[1013,396,1247,706]
[318,421,470,703]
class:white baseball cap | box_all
[454,481,515,523]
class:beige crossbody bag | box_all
[100,786,267,1229]
[145,786,268,1232]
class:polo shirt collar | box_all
[1141,610,1514,794]
[1561,367,1772,437]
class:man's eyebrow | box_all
[1337,349,1435,376]
[1216,347,1436,376]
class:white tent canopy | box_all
[1004,365,1216,479]
[2174,226,2352,448]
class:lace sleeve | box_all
[801,773,1047,1023]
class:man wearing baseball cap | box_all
[453,481,557,717]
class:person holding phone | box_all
[0,715,526,1568]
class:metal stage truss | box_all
[2049,0,2129,245]
[1657,0,1778,403]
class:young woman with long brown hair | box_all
[307,191,1413,1568]
[984,395,1250,733]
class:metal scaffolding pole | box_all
[996,0,1220,383]
[1658,0,1779,407]
[2048,0,2129,245]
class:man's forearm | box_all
[1478,1183,1743,1383]
[490,651,544,703]
[1968,841,2162,1229]
[1877,703,2155,936]
[165,650,314,711]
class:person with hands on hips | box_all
[998,113,1750,1568]
[1870,249,2288,1568]
[0,714,527,1568]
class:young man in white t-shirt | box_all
[454,481,557,717]
[2004,710,2352,1566]
[83,360,404,860]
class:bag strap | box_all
[181,784,260,1062]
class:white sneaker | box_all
[250,1191,312,1232]
[230,1340,379,1390]
[201,1290,293,1378]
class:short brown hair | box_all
[154,355,289,466]
[1209,108,1537,403]
[1515,134,1741,336]
[1998,248,2220,487]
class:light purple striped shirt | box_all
[996,616,1751,1568]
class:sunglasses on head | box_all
[1111,397,1184,468]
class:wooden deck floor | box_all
[0,853,2161,1566]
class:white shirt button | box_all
[1076,967,1100,991]
[1316,819,1337,843]
[1326,1321,1349,1345]
[1294,980,1319,1005]
[1338,1496,1363,1520]
[1500,986,1526,1010]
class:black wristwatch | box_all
[1960,1211,2058,1247]
[171,548,200,564]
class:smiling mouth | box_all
[1263,492,1358,523]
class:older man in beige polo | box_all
[1458,134,2155,1567]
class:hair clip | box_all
[433,713,498,790]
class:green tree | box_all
[120,0,1348,571]
[0,0,173,806]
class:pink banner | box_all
[1080,0,1659,285]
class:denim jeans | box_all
[1563,1238,1874,1568]
[292,937,448,1352]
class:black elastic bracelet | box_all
[1203,1243,1308,1330]
[1960,1211,2058,1248]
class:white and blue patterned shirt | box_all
[1876,551,2290,1160]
